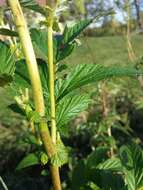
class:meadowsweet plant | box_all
[0,0,143,189]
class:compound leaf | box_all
[12,59,48,95]
[0,28,18,37]
[0,41,15,87]
[120,143,143,190]
[13,59,31,90]
[51,139,68,167]
[55,19,93,62]
[97,158,122,172]
[86,147,109,170]
[16,153,40,171]
[63,19,92,44]
[57,64,142,100]
[20,0,46,15]
[56,95,91,130]
[30,28,58,63]
[72,160,87,190]
[56,42,76,63]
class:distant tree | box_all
[134,0,143,29]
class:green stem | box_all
[8,0,44,114]
[7,0,56,164]
[50,166,62,190]
[47,25,62,190]
[8,1,61,189]
[47,21,57,143]
[46,2,62,190]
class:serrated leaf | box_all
[19,0,46,15]
[27,110,41,123]
[56,95,91,129]
[8,103,25,116]
[57,64,142,100]
[40,152,49,165]
[57,124,69,137]
[97,158,122,172]
[51,139,68,167]
[16,153,40,171]
[25,135,39,146]
[86,168,124,190]
[56,42,76,63]
[0,28,18,37]
[63,19,92,44]
[0,41,15,87]
[30,28,48,62]
[12,59,49,95]
[120,143,143,190]
[55,19,93,63]
[57,64,68,73]
[100,171,125,190]
[72,160,87,190]
[13,60,31,91]
[30,28,58,63]
[30,29,76,63]
[86,147,109,170]
[72,147,124,190]
[112,124,131,136]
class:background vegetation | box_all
[1,0,143,189]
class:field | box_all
[65,35,143,65]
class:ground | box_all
[64,35,143,66]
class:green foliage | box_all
[13,59,140,140]
[72,146,125,190]
[71,143,143,190]
[13,59,48,94]
[0,41,15,87]
[56,42,76,63]
[120,143,143,190]
[57,64,142,100]
[56,19,93,62]
[19,0,46,15]
[30,28,75,64]
[37,59,49,96]
[63,19,92,45]
[1,4,143,189]
[16,153,40,171]
[51,139,68,167]
[86,147,109,169]
[0,28,18,37]
[97,158,122,171]
[86,182,102,190]
[27,110,41,123]
[8,103,25,116]
[13,60,31,91]
[40,152,49,165]
[56,95,91,131]
[98,171,124,190]
[24,134,39,146]
[30,29,49,63]
[30,19,94,64]
[72,160,87,190]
